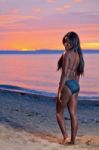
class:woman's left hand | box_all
[57,92,62,103]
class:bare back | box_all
[62,51,80,81]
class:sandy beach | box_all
[0,89,99,150]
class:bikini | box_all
[65,53,80,95]
[65,79,80,95]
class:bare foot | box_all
[67,141,75,145]
[60,137,69,145]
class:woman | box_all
[56,32,84,145]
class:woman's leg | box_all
[67,93,78,144]
[56,86,71,140]
[56,100,68,139]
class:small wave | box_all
[0,84,56,97]
[0,84,99,101]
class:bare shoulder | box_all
[63,51,71,60]
[68,51,79,60]
[63,51,79,68]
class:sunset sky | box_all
[0,0,99,50]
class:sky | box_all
[0,0,99,50]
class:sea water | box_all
[0,52,99,98]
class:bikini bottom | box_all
[65,79,80,95]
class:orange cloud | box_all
[1,25,99,50]
[22,26,97,48]
[74,24,99,42]
[0,29,63,50]
[81,42,99,50]
[0,12,99,50]
[55,4,71,12]
[0,24,99,49]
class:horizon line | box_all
[0,49,99,51]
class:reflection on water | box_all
[0,54,99,96]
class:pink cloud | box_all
[46,0,55,3]
[8,8,20,14]
[74,0,83,3]
[55,4,71,12]
[0,13,40,32]
[0,11,99,33]
[32,7,41,13]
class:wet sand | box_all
[0,89,99,150]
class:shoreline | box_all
[0,85,99,101]
[0,89,99,149]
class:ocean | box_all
[0,52,99,98]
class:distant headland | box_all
[0,49,99,54]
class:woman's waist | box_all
[65,76,79,81]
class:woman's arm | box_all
[57,52,70,101]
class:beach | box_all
[0,0,99,149]
[0,89,99,150]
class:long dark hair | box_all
[57,32,84,76]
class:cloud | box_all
[82,42,99,49]
[55,4,71,12]
[8,8,20,14]
[0,13,40,32]
[0,10,99,50]
[32,7,41,13]
[74,0,83,3]
[0,11,99,33]
[0,7,20,15]
[46,0,55,3]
